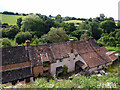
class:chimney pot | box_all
[84,35,88,41]
[26,40,30,47]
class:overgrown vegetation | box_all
[1,73,119,88]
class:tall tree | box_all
[89,21,102,40]
[43,27,69,43]
[21,14,48,38]
[100,20,116,34]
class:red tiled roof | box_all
[73,40,112,68]
[51,42,70,59]
[1,39,113,69]
[100,47,109,53]
[29,45,55,66]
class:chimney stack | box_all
[69,39,74,53]
[26,40,30,47]
[84,34,88,41]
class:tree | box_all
[15,32,32,44]
[89,21,102,40]
[100,20,116,34]
[55,14,62,23]
[2,38,12,47]
[21,14,39,32]
[100,35,109,44]
[79,22,89,30]
[106,37,116,46]
[21,14,48,38]
[70,30,84,40]
[17,17,22,29]
[6,25,20,39]
[44,27,69,43]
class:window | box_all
[59,59,63,62]
[56,66,63,71]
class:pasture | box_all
[64,20,84,26]
[0,14,26,25]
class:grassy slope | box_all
[0,14,26,25]
[64,20,83,26]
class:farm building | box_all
[0,35,118,84]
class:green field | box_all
[64,20,83,26]
[0,14,26,25]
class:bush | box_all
[1,38,12,47]
[63,65,68,74]
[15,32,32,44]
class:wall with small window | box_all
[50,53,87,75]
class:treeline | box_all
[0,11,28,16]
[1,12,120,48]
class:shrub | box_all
[1,38,12,47]
[15,32,32,44]
[63,65,68,74]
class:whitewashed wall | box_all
[50,53,88,76]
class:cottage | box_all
[1,35,116,84]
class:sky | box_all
[0,0,119,20]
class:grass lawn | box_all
[0,14,26,25]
